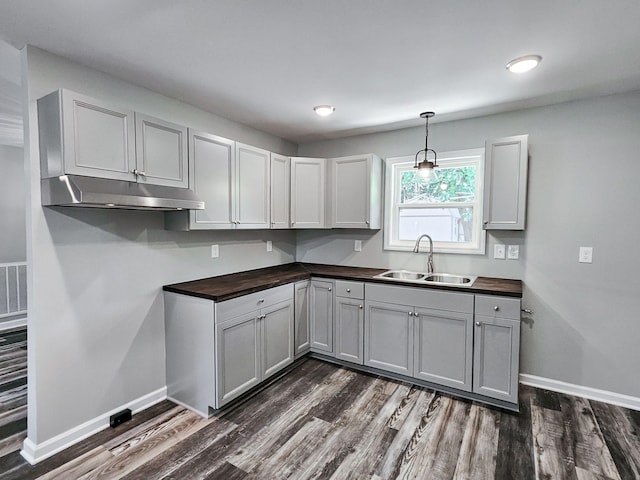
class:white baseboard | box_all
[20,386,167,465]
[520,373,640,411]
[0,316,27,332]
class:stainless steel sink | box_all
[375,270,476,287]
[377,270,426,281]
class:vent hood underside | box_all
[41,175,205,211]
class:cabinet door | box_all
[135,113,188,188]
[309,279,333,353]
[331,154,377,228]
[189,130,235,229]
[291,157,326,228]
[364,300,413,376]
[262,299,294,378]
[473,316,520,403]
[270,153,290,229]
[60,90,136,181]
[215,311,260,408]
[335,297,364,364]
[294,280,311,357]
[413,308,473,391]
[236,143,270,229]
[483,135,528,230]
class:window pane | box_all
[398,207,475,242]
[400,166,476,204]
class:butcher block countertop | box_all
[163,263,523,302]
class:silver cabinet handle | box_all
[521,308,533,314]
[359,305,363,309]
[346,288,351,293]
[259,298,264,303]
[483,220,489,225]
[493,306,500,311]
[408,311,414,316]
[476,321,481,326]
[328,287,332,292]
[366,221,370,225]
[131,169,138,175]
[137,171,146,177]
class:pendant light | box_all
[414,111,437,179]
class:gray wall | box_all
[0,144,26,263]
[298,91,640,399]
[23,46,297,444]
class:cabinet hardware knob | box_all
[494,306,500,311]
[366,221,370,225]
[346,288,351,293]
[521,308,533,314]
[131,169,138,175]
[259,298,264,303]
[137,171,146,177]
[359,305,363,309]
[476,321,481,326]
[408,311,413,316]
[483,221,489,225]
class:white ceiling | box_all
[1,0,640,144]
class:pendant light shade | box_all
[414,111,437,178]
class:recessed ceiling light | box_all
[313,105,335,116]
[506,55,542,74]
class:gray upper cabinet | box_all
[291,157,327,228]
[483,134,529,230]
[309,279,333,353]
[236,143,270,229]
[134,113,188,188]
[38,89,188,187]
[473,295,521,403]
[330,154,382,229]
[270,153,291,229]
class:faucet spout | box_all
[413,234,434,273]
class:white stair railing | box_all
[0,262,27,319]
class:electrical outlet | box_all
[494,244,506,259]
[266,240,273,252]
[211,244,219,258]
[354,240,362,252]
[507,245,519,260]
[579,246,593,263]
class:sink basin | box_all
[375,270,476,287]
[423,274,474,285]
[376,270,426,281]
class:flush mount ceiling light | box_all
[313,105,335,116]
[506,55,542,74]
[414,111,437,179]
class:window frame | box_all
[383,148,486,255]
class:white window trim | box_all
[383,148,486,255]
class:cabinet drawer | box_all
[474,295,521,319]
[335,280,364,299]
[216,284,293,323]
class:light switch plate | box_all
[266,240,273,252]
[211,244,219,258]
[579,246,593,263]
[354,240,362,252]
[494,244,506,259]
[507,245,519,259]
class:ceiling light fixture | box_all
[414,111,437,179]
[313,105,335,116]
[506,55,542,74]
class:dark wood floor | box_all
[1,329,639,480]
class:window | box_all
[384,149,485,254]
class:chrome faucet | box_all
[413,234,434,273]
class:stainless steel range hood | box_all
[41,175,205,211]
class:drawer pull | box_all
[493,306,500,311]
[346,288,351,293]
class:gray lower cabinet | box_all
[335,298,364,364]
[310,279,334,354]
[294,280,311,358]
[414,307,473,391]
[473,295,521,403]
[364,299,414,376]
[164,283,293,416]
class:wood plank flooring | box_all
[1,329,639,479]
